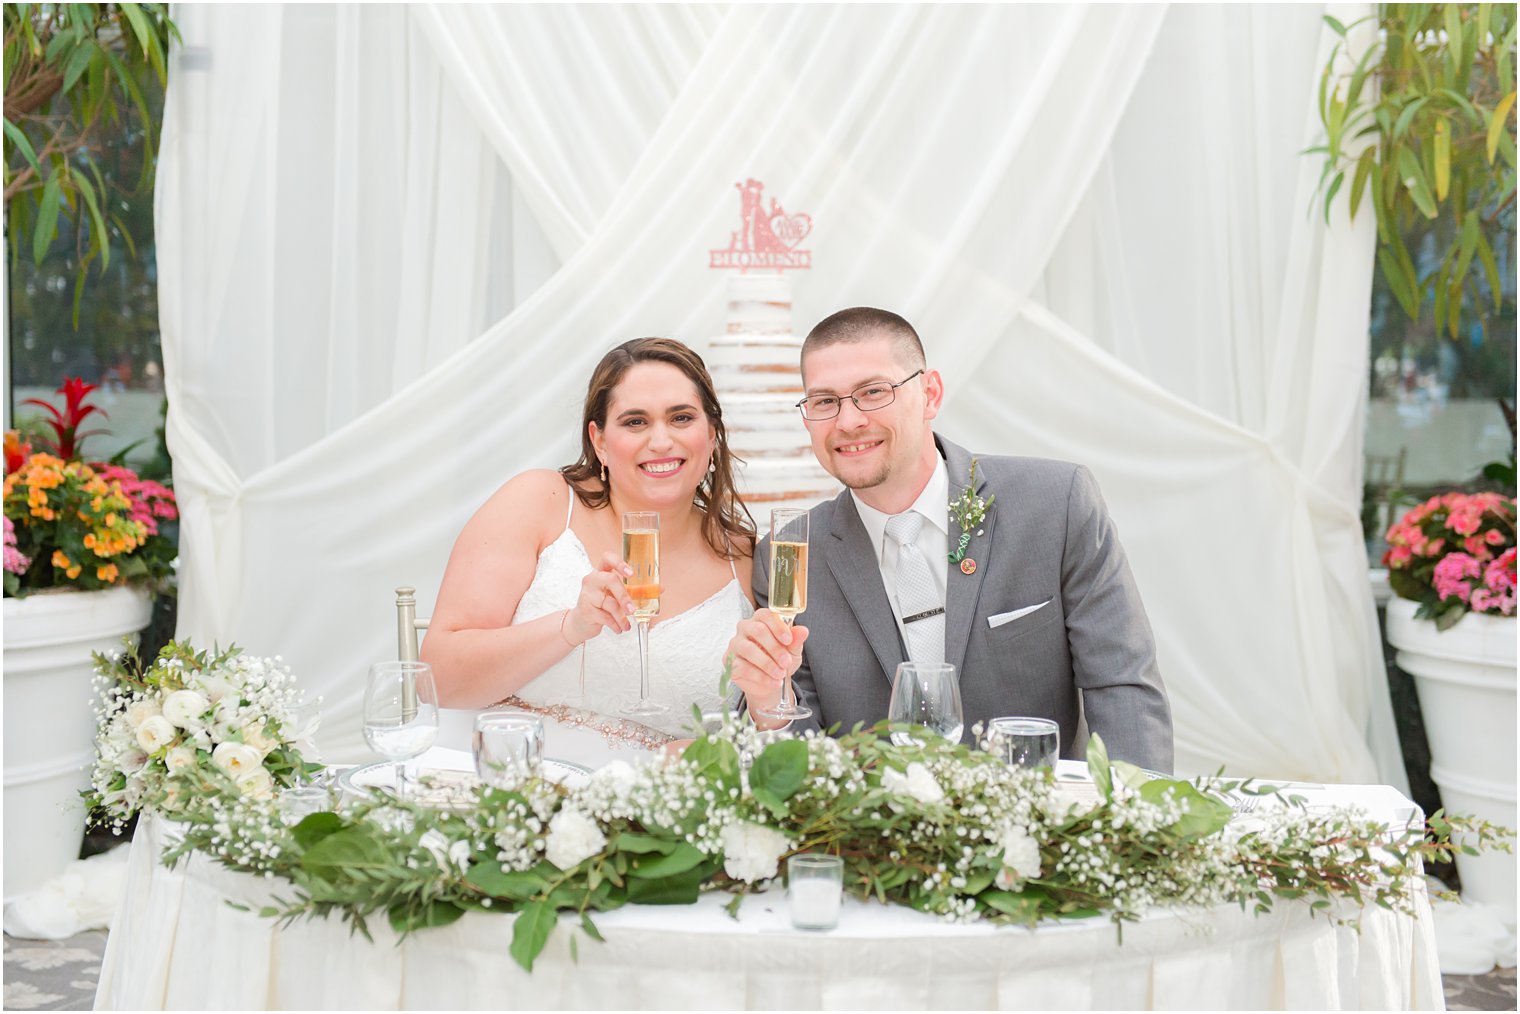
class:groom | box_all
[727,308,1173,772]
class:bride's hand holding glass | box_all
[559,551,637,645]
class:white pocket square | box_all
[987,600,1051,629]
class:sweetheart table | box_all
[93,767,1443,1011]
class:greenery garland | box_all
[151,717,1512,973]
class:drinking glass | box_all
[473,713,545,788]
[362,661,439,800]
[788,854,844,931]
[887,662,963,746]
[620,511,668,716]
[987,716,1059,769]
[753,508,813,721]
[278,786,331,825]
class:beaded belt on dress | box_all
[490,696,677,752]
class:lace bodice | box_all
[511,527,751,737]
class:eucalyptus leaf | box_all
[509,902,559,972]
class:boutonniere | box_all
[948,457,994,573]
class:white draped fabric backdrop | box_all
[157,3,1403,786]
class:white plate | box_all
[338,757,592,804]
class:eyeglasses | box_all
[795,370,925,421]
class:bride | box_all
[423,337,755,762]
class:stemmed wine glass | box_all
[362,661,439,800]
[887,661,963,746]
[753,508,813,721]
[620,511,668,716]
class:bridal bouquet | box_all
[1383,491,1516,628]
[86,640,322,830]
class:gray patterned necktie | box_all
[885,511,945,664]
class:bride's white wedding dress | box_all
[436,489,751,767]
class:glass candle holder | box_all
[473,713,545,788]
[279,786,331,825]
[788,853,844,931]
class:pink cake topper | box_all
[709,179,813,272]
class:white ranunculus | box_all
[200,675,236,705]
[212,741,263,778]
[162,689,210,729]
[236,767,273,800]
[243,723,280,758]
[543,808,607,871]
[994,826,1042,889]
[719,820,790,883]
[135,715,176,754]
[164,745,198,774]
[880,762,946,806]
[124,699,162,730]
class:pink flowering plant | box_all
[1383,492,1517,629]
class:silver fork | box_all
[1231,796,1259,814]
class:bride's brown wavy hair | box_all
[561,337,756,561]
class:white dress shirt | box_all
[850,457,950,658]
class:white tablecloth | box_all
[95,780,1444,1010]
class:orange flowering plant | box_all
[3,379,177,597]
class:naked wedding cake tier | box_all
[705,274,840,513]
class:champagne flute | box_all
[753,508,813,721]
[887,662,963,746]
[620,511,668,716]
[362,661,439,800]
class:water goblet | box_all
[887,662,963,746]
[987,716,1059,769]
[362,661,439,800]
[472,713,545,788]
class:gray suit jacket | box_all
[753,435,1173,773]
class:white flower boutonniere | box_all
[948,458,994,571]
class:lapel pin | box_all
[960,558,977,575]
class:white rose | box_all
[719,820,790,883]
[162,690,210,729]
[124,699,162,730]
[165,745,199,774]
[135,715,176,754]
[543,808,607,871]
[243,723,281,758]
[994,825,1042,889]
[881,762,946,806]
[212,741,263,778]
[236,767,274,800]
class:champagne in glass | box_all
[753,509,814,721]
[621,511,668,716]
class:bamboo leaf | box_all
[73,173,110,269]
[1474,232,1502,310]
[1396,148,1438,218]
[33,174,62,263]
[1377,246,1419,319]
[1393,97,1429,140]
[1444,6,1466,88]
[1488,92,1516,164]
[1323,13,1347,37]
[117,3,166,81]
[4,120,42,174]
[1433,119,1450,200]
[60,37,95,93]
[1349,148,1376,219]
[1323,171,1345,224]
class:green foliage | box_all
[5,4,177,320]
[1316,5,1516,339]
[156,719,1516,975]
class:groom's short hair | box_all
[802,307,926,373]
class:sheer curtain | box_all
[158,3,1397,783]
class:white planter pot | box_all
[3,586,153,902]
[1386,596,1517,928]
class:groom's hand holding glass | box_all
[726,610,811,729]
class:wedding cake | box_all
[705,274,840,514]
